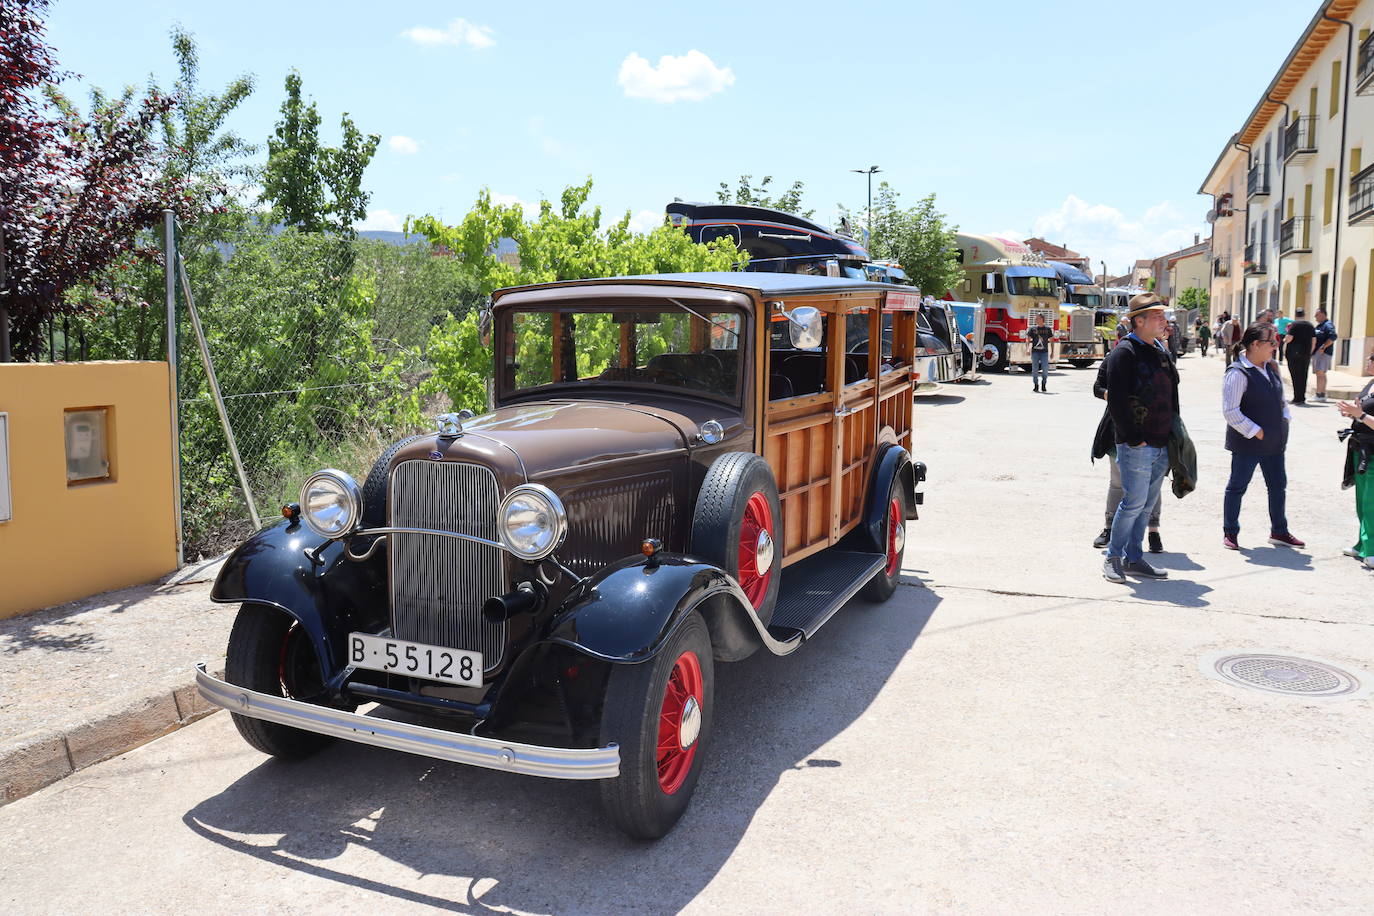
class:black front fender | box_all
[211,520,388,680]
[546,554,762,664]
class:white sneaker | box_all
[1343,546,1362,558]
[1315,394,1327,402]
[1366,557,1374,570]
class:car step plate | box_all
[766,550,886,641]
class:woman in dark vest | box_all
[1221,324,1305,550]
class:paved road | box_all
[3,353,1371,914]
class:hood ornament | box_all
[436,409,475,440]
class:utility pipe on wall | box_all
[1322,10,1354,363]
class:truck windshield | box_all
[1069,293,1102,307]
[501,303,744,401]
[1007,276,1056,297]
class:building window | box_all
[1330,61,1342,118]
[1324,169,1335,225]
[65,408,111,485]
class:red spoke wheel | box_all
[225,603,337,759]
[735,492,775,609]
[861,479,909,603]
[692,453,782,628]
[600,612,714,840]
[883,495,904,577]
[655,650,704,794]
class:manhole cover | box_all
[1199,651,1370,699]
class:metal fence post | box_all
[164,211,184,567]
[176,252,262,531]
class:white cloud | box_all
[617,50,734,102]
[628,209,665,234]
[489,191,537,212]
[356,209,404,232]
[1027,195,1207,277]
[388,135,420,155]
[401,18,494,48]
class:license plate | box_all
[348,633,482,687]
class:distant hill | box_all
[357,230,433,246]
[357,230,518,258]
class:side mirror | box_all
[786,305,824,350]
[478,304,493,347]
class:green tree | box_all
[410,178,744,412]
[259,71,378,237]
[152,26,256,231]
[848,183,964,298]
[715,174,813,218]
[1177,285,1210,320]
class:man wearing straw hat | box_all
[1098,292,1179,583]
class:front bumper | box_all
[195,664,620,780]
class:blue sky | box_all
[45,0,1319,275]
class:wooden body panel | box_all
[760,291,915,566]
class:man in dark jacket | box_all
[1098,293,1179,583]
[1283,308,1316,404]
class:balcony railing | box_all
[1247,164,1270,198]
[1212,256,1231,278]
[1358,30,1374,96]
[1280,216,1312,255]
[1351,163,1374,224]
[1283,117,1317,161]
[1243,242,1267,276]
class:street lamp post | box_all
[850,165,881,249]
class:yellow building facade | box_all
[0,362,178,618]
[1201,0,1374,375]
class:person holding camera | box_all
[1336,355,1374,568]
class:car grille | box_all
[389,460,507,671]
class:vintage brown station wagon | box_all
[196,272,926,838]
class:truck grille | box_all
[389,460,507,671]
[1070,312,1095,343]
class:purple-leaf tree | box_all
[0,0,197,360]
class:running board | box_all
[766,551,886,642]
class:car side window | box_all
[768,313,829,400]
[842,308,875,385]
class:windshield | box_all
[1007,275,1057,297]
[1069,293,1102,307]
[501,302,744,401]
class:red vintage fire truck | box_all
[947,233,1060,372]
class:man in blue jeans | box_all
[1098,293,1179,583]
[1024,313,1054,392]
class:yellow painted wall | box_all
[0,362,176,618]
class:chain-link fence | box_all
[167,227,484,559]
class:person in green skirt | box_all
[1337,356,1374,569]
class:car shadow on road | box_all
[918,393,965,406]
[181,584,941,913]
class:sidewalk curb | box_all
[0,665,224,807]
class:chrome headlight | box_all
[498,484,566,561]
[300,469,363,539]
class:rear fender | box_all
[211,519,388,680]
[859,445,925,551]
[547,554,762,664]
